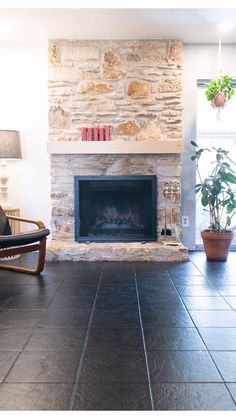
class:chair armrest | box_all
[6,216,46,229]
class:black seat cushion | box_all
[0,207,12,235]
[0,229,50,249]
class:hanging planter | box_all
[205,75,235,108]
[212,91,226,108]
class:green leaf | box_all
[226,215,231,226]
[201,195,209,207]
[227,203,236,214]
[191,141,198,148]
[195,186,202,193]
[222,172,236,184]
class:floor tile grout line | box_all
[181,261,236,310]
[68,265,104,410]
[225,382,236,407]
[134,263,155,411]
[0,271,75,383]
[1,307,49,383]
[0,296,14,310]
[165,268,236,405]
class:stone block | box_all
[159,78,182,93]
[49,86,74,96]
[105,157,129,175]
[165,40,183,67]
[127,81,150,98]
[126,53,141,62]
[48,44,59,66]
[52,207,74,217]
[93,100,117,113]
[137,121,163,141]
[143,54,163,64]
[115,120,141,136]
[101,51,126,80]
[60,46,100,62]
[78,82,114,94]
[48,106,69,129]
[83,70,100,80]
[48,67,82,83]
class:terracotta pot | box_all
[201,230,233,261]
[212,92,226,108]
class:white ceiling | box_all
[1,8,236,44]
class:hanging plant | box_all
[205,75,235,108]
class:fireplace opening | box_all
[74,176,157,242]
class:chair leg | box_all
[0,239,47,275]
[35,238,47,274]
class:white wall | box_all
[0,43,51,229]
[182,44,236,249]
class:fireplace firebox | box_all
[74,176,157,242]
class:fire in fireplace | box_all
[74,176,157,242]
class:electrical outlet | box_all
[182,215,189,227]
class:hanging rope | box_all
[216,38,222,78]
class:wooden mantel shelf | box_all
[47,140,183,155]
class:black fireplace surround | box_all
[74,176,157,242]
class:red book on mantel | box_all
[93,127,99,141]
[104,126,110,141]
[81,128,87,141]
[87,127,93,141]
[99,127,104,141]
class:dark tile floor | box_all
[0,252,235,410]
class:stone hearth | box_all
[47,241,188,262]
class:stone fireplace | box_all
[47,38,188,261]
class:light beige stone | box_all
[49,86,74,96]
[105,157,129,175]
[52,207,74,217]
[48,106,69,129]
[83,70,100,80]
[78,82,114,94]
[165,40,183,67]
[61,46,99,62]
[144,54,163,64]
[159,78,182,93]
[101,51,126,80]
[94,100,117,113]
[162,116,182,124]
[49,67,82,83]
[127,81,150,98]
[51,192,67,199]
[138,121,163,141]
[115,120,140,135]
[126,53,141,62]
[48,44,59,66]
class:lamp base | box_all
[0,160,9,205]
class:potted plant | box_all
[191,141,236,261]
[205,75,235,108]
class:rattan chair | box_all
[0,207,50,274]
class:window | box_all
[196,82,236,248]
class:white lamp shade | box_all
[0,130,22,160]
